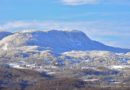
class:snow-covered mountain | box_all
[0,30,129,53]
[1,30,130,87]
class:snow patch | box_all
[2,43,8,51]
[109,65,130,70]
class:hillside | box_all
[0,30,129,53]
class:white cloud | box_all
[61,0,99,5]
[60,0,130,5]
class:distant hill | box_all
[0,30,129,53]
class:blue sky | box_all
[0,0,130,48]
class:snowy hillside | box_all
[0,30,130,87]
[0,30,129,53]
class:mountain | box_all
[0,30,129,53]
[0,31,12,40]
[1,30,130,88]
